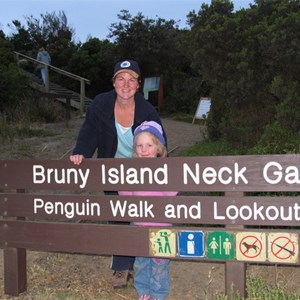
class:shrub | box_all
[0,94,65,142]
[251,122,300,154]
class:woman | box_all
[70,59,167,289]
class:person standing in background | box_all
[69,60,167,289]
[36,47,51,85]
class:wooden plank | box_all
[1,193,300,226]
[1,221,300,264]
[1,155,300,191]
[0,221,150,257]
[1,222,300,296]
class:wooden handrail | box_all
[14,51,90,114]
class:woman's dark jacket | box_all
[72,90,167,158]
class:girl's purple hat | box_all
[134,121,165,145]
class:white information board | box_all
[192,97,211,123]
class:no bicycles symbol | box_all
[268,233,298,263]
[236,232,266,262]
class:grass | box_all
[245,276,300,300]
[1,253,298,300]
[0,93,65,143]
[0,122,55,143]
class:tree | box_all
[8,11,77,68]
[186,0,300,150]
[0,35,29,114]
[67,38,116,97]
[8,11,86,97]
[109,10,180,75]
[108,10,202,112]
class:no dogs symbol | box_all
[240,235,262,258]
[236,232,266,262]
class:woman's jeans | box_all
[40,68,46,84]
[134,256,170,300]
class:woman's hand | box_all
[70,154,84,165]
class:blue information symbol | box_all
[177,231,204,257]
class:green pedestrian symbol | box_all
[207,232,235,260]
[157,231,171,254]
[150,229,176,258]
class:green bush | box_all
[0,37,31,112]
[246,276,300,300]
[251,122,300,154]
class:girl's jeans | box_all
[134,256,170,300]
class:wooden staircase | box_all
[15,51,92,113]
[28,71,92,111]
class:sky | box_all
[0,0,254,43]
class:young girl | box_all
[119,121,177,300]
